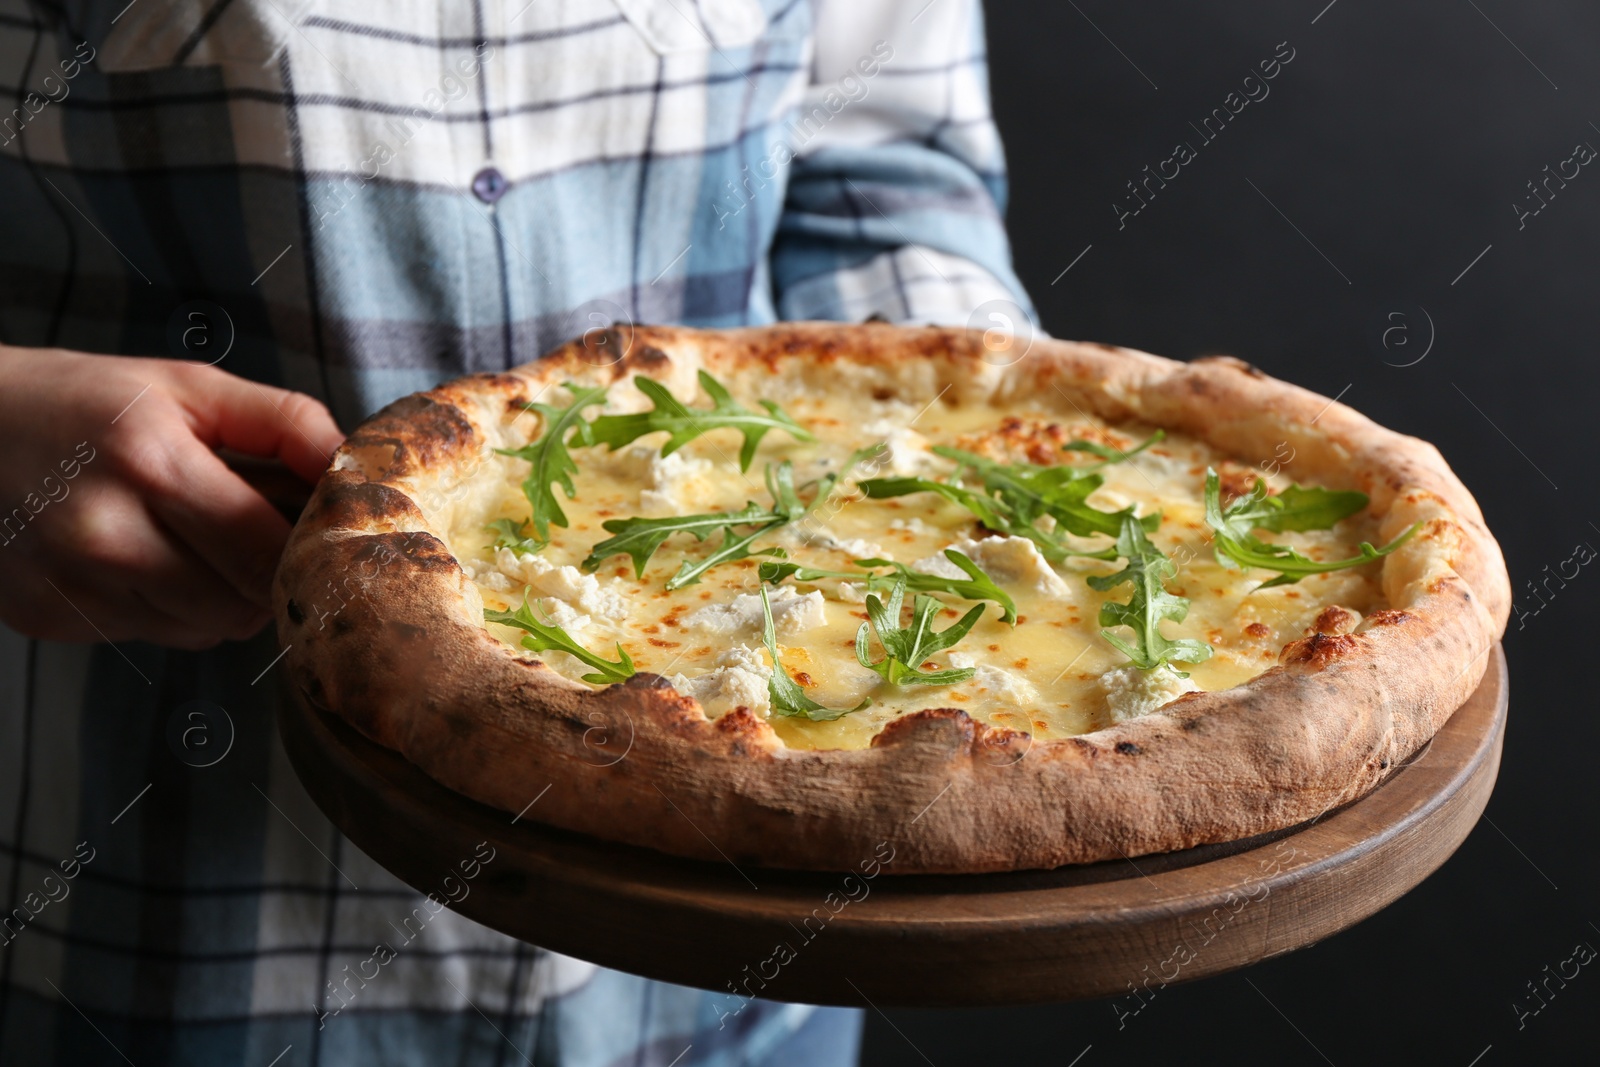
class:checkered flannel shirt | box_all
[0,1,1030,1064]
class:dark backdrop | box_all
[864,2,1598,1064]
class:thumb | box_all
[176,366,345,483]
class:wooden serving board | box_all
[279,645,1507,1007]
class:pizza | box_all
[273,323,1509,873]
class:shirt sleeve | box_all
[770,0,1034,327]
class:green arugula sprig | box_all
[1203,469,1420,589]
[933,447,1157,539]
[484,596,635,685]
[584,501,775,581]
[495,382,608,545]
[485,518,541,553]
[583,461,831,589]
[759,587,868,721]
[857,475,1010,528]
[1088,515,1213,674]
[857,477,1116,562]
[590,370,813,471]
[854,576,985,687]
[1061,429,1165,471]
[759,549,1017,624]
[856,446,1152,562]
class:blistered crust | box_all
[273,324,1509,872]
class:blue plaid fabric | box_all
[0,1,1028,1064]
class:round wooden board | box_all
[280,645,1507,1008]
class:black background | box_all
[863,2,1597,1064]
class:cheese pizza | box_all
[273,324,1509,872]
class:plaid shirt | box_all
[0,1,1028,1064]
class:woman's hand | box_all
[0,347,344,649]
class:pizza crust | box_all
[272,324,1509,873]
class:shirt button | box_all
[472,166,508,204]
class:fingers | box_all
[104,363,339,611]
[110,512,272,640]
[0,352,326,649]
[41,481,271,642]
[172,364,345,483]
[132,531,272,642]
[139,365,343,606]
[120,431,293,608]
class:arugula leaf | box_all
[842,441,890,476]
[759,587,867,721]
[485,518,541,553]
[859,445,1155,563]
[755,560,858,587]
[755,560,856,584]
[759,549,1017,624]
[583,461,829,589]
[494,382,608,545]
[1062,429,1165,470]
[1213,476,1368,533]
[662,462,841,589]
[854,576,985,687]
[584,502,774,579]
[763,458,818,521]
[1204,469,1419,589]
[1088,515,1212,673]
[664,522,786,590]
[932,447,1157,540]
[857,476,1011,527]
[589,370,813,471]
[856,475,1117,562]
[858,552,1017,625]
[484,596,635,685]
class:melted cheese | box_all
[459,376,1388,750]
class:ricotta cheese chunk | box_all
[834,581,867,604]
[1088,486,1134,513]
[494,549,629,623]
[686,586,827,637]
[915,536,1072,598]
[633,447,717,514]
[833,538,887,559]
[1099,666,1200,725]
[670,667,771,718]
[775,521,886,560]
[539,598,596,641]
[949,653,1039,706]
[670,645,772,719]
[473,566,516,592]
[888,516,932,535]
[715,644,770,672]
[857,421,948,480]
